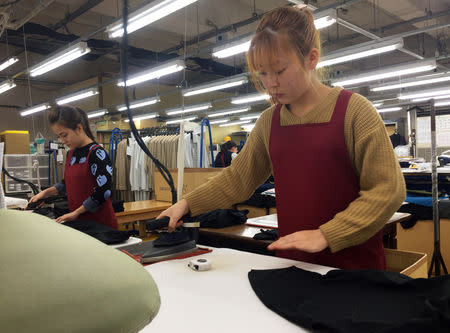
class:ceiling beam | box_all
[49,0,106,31]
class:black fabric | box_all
[53,201,70,218]
[249,266,450,333]
[214,151,233,167]
[153,230,190,247]
[253,228,278,240]
[241,192,276,208]
[404,174,450,196]
[398,203,433,229]
[390,133,406,148]
[196,209,248,228]
[32,207,53,218]
[112,199,124,213]
[63,220,132,245]
[255,182,275,194]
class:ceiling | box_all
[0,0,449,125]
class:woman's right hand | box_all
[157,199,190,232]
[28,191,47,208]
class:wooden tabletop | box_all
[115,200,172,229]
[116,200,171,216]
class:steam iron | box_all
[119,216,200,263]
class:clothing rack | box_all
[138,126,181,137]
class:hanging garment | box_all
[390,133,406,148]
[65,145,118,229]
[248,266,450,333]
[269,89,385,270]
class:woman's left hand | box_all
[55,211,80,223]
[267,229,328,253]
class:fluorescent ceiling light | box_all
[166,116,196,124]
[0,57,19,71]
[0,80,16,94]
[166,102,211,116]
[212,13,335,59]
[313,15,336,29]
[371,72,450,92]
[219,120,251,127]
[398,88,450,100]
[125,113,158,122]
[117,96,161,111]
[241,123,256,131]
[332,59,436,87]
[377,107,402,113]
[317,39,403,68]
[106,0,199,38]
[56,88,98,105]
[183,74,248,97]
[212,36,252,59]
[231,93,270,105]
[435,100,450,107]
[412,94,450,102]
[87,109,107,118]
[240,113,262,120]
[208,106,250,118]
[118,59,185,87]
[29,42,91,77]
[372,102,383,108]
[209,118,229,124]
[20,103,51,117]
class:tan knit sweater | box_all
[184,87,406,253]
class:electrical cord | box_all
[121,0,177,204]
[2,166,39,195]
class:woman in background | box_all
[29,105,118,229]
[214,140,238,167]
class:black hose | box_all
[2,166,39,195]
[121,0,178,204]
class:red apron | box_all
[65,145,118,229]
[269,89,386,270]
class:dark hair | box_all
[48,105,96,141]
[220,140,237,152]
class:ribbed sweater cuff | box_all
[319,223,348,253]
[183,193,204,217]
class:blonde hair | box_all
[246,6,321,97]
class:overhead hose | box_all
[121,0,177,204]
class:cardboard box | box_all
[397,219,450,275]
[154,168,223,202]
[0,131,30,154]
[385,248,427,278]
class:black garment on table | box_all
[32,207,54,218]
[249,266,450,333]
[53,200,70,218]
[253,228,278,241]
[63,220,133,244]
[196,209,249,228]
[214,151,233,167]
[390,133,406,148]
[241,192,276,208]
[255,182,275,194]
[398,203,433,229]
[112,199,124,213]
